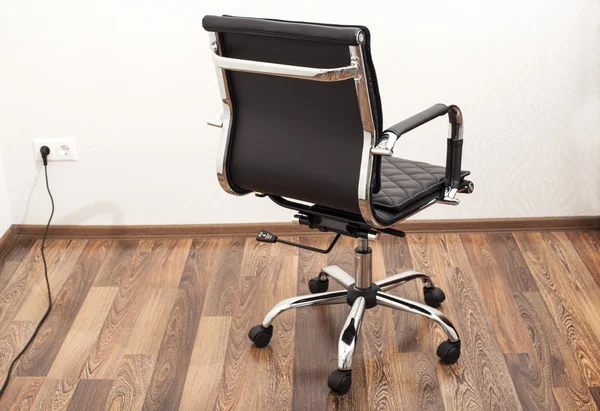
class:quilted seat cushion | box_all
[373,157,470,212]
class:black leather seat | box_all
[373,157,470,225]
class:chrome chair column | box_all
[354,238,372,289]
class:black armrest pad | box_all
[384,104,448,137]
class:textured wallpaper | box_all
[377,0,600,219]
[0,0,599,225]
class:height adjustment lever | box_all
[256,229,341,254]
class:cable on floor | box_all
[0,163,55,396]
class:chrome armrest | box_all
[370,103,452,156]
[370,104,467,192]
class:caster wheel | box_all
[328,369,352,394]
[437,340,461,364]
[308,275,329,293]
[248,324,273,348]
[423,286,446,308]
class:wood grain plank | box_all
[487,233,539,292]
[505,353,560,411]
[104,355,155,411]
[0,321,35,379]
[509,291,595,411]
[81,240,176,379]
[47,287,118,379]
[380,235,427,353]
[553,387,600,411]
[65,379,113,411]
[123,288,177,356]
[216,237,299,410]
[471,265,533,354]
[141,238,216,410]
[407,234,484,411]
[0,240,68,337]
[0,238,35,294]
[394,352,445,411]
[215,276,261,411]
[93,240,138,287]
[0,376,44,410]
[379,234,414,273]
[515,232,600,387]
[539,232,600,337]
[379,235,444,410]
[31,379,79,411]
[129,239,191,289]
[180,317,231,410]
[239,237,271,277]
[591,387,600,409]
[252,238,298,411]
[462,233,534,353]
[326,236,357,276]
[459,233,498,268]
[566,231,600,288]
[15,240,112,377]
[408,234,522,411]
[14,240,87,322]
[292,236,335,411]
[200,237,244,316]
[514,292,590,388]
[361,243,404,411]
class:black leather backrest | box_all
[203,15,382,214]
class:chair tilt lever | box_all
[256,229,341,254]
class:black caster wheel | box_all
[308,275,329,293]
[437,340,461,364]
[248,324,273,348]
[328,369,352,394]
[423,286,446,308]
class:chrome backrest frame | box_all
[207,31,385,227]
[348,45,383,229]
[211,44,360,82]
[209,32,246,196]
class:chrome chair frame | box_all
[206,28,465,394]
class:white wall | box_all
[0,0,599,226]
[0,147,12,235]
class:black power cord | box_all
[0,146,54,396]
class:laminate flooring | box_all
[0,231,599,410]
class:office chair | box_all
[203,15,474,394]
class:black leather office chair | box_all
[203,15,474,394]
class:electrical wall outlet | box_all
[33,138,78,162]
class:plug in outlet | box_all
[33,139,78,162]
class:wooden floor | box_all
[0,231,599,410]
